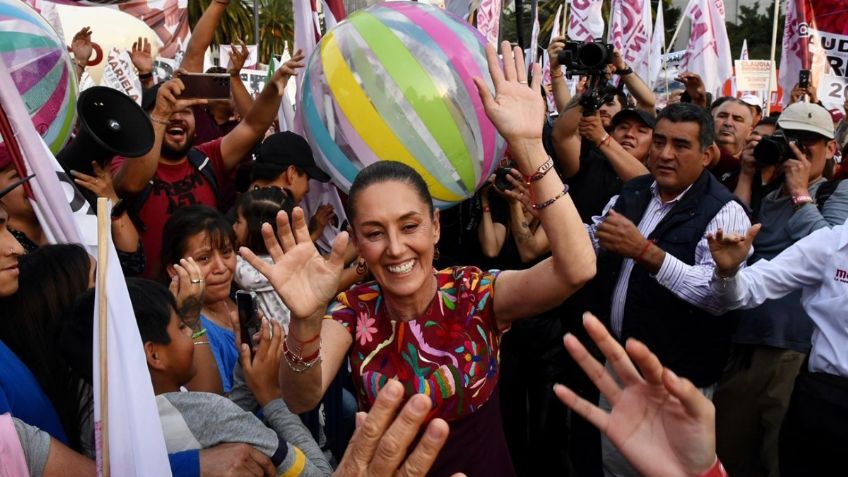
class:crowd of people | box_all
[2,1,848,476]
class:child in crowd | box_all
[64,278,332,477]
[232,187,296,330]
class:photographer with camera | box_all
[711,101,848,477]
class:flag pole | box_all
[97,197,110,477]
[561,1,568,37]
[666,13,687,56]
[766,0,781,111]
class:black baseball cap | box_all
[611,109,656,129]
[258,131,330,182]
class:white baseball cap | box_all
[740,94,763,110]
[777,102,835,140]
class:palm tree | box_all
[257,0,295,63]
[188,0,294,64]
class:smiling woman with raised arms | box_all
[241,41,597,476]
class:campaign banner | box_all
[101,47,143,105]
[779,0,848,111]
[734,60,775,91]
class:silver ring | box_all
[518,80,528,84]
[191,278,202,284]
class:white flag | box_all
[567,0,604,41]
[680,0,733,95]
[608,0,653,82]
[740,38,749,60]
[476,0,502,47]
[649,4,665,88]
[778,0,828,106]
[321,0,338,32]
[0,58,172,477]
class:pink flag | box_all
[680,0,733,95]
[476,0,502,47]
[567,0,604,42]
[607,0,653,81]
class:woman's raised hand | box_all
[240,207,349,321]
[473,41,545,150]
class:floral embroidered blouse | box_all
[326,266,502,421]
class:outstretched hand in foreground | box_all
[555,313,718,477]
[333,380,465,477]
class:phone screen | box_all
[236,291,260,356]
[180,73,231,100]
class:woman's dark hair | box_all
[236,187,296,254]
[159,205,236,282]
[0,244,92,451]
[348,161,434,222]
[61,279,179,387]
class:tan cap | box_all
[777,102,835,139]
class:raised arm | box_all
[226,40,254,119]
[550,96,583,178]
[179,0,231,73]
[612,50,656,114]
[473,42,596,327]
[547,36,573,113]
[240,208,352,413]
[219,51,305,172]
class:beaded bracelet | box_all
[283,339,322,373]
[524,157,554,183]
[531,184,569,210]
[597,133,612,148]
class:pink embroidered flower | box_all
[355,312,378,345]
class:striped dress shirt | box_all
[586,181,752,337]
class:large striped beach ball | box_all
[0,0,77,154]
[299,1,506,207]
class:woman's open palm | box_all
[240,207,349,320]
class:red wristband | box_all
[636,240,653,261]
[695,458,728,477]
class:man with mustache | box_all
[111,54,304,278]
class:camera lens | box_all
[578,43,609,70]
[753,136,788,166]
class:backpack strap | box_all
[815,179,842,211]
[127,148,220,231]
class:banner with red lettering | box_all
[680,0,732,95]
[608,0,653,82]
[100,47,142,105]
[779,0,848,111]
[567,0,604,42]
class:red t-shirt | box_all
[111,138,229,278]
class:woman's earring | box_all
[433,245,440,261]
[355,258,368,275]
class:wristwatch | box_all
[617,66,633,76]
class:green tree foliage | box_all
[188,0,294,64]
[725,1,784,61]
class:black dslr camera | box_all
[557,40,618,115]
[557,40,615,75]
[753,130,797,166]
